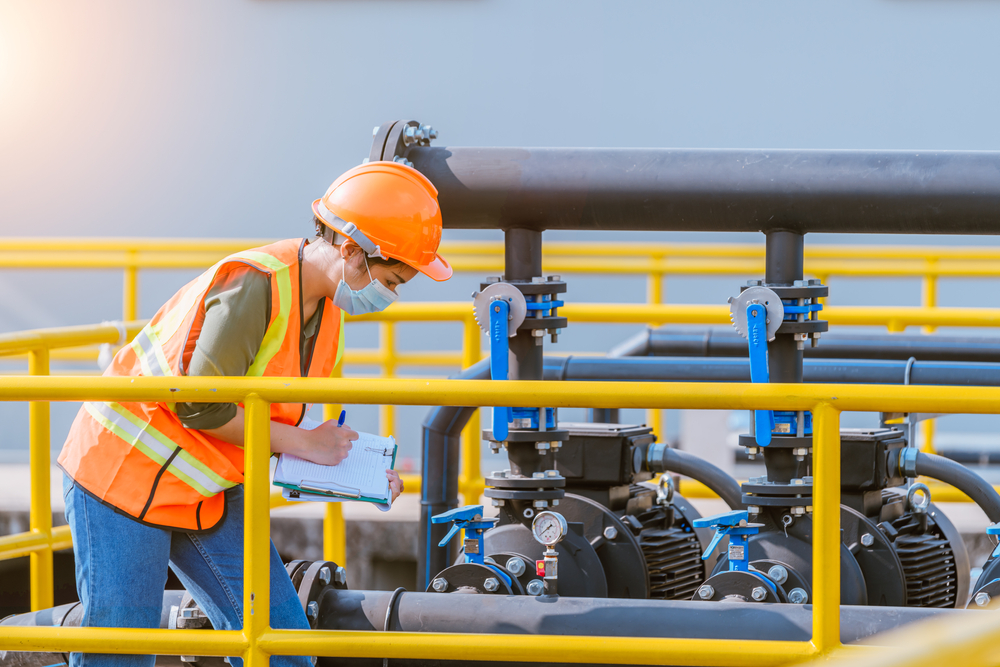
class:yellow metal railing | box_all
[7,375,998,664]
[8,237,1000,461]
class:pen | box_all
[337,410,346,427]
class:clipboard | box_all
[273,441,397,506]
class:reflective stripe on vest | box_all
[84,401,235,497]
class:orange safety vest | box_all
[58,239,345,531]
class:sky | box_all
[1,0,1000,462]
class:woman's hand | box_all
[300,420,358,466]
[386,469,404,502]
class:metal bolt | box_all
[307,601,319,619]
[532,472,546,478]
[431,577,449,593]
[746,280,763,287]
[767,565,788,585]
[747,505,761,515]
[506,557,526,576]
[334,566,347,586]
[526,579,544,596]
[788,588,808,604]
[532,329,545,337]
[552,499,560,506]
[535,441,551,451]
[751,587,768,602]
[547,275,562,282]
[976,591,992,607]
[491,498,506,507]
[860,533,875,547]
[697,585,715,600]
[532,500,549,508]
[484,577,500,592]
[180,657,198,663]
[790,506,806,516]
[318,566,331,585]
[603,526,618,540]
[180,607,202,619]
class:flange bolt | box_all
[603,526,618,540]
[975,591,992,607]
[526,579,544,596]
[751,586,768,602]
[506,557,526,576]
[307,601,319,620]
[766,565,788,585]
[431,577,449,593]
[697,585,715,600]
[860,533,874,547]
[318,566,331,585]
[334,566,347,586]
[788,588,808,604]
[484,577,500,592]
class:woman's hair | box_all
[313,216,405,269]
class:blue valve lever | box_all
[746,303,775,447]
[431,505,511,588]
[489,300,514,441]
[692,510,762,573]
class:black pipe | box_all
[0,591,964,667]
[419,359,491,590]
[408,147,1000,234]
[504,228,544,381]
[618,327,1000,363]
[914,452,1000,523]
[646,443,743,509]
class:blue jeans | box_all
[63,475,312,667]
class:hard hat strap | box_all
[315,200,386,259]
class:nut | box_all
[751,586,768,602]
[431,577,449,593]
[975,591,992,607]
[535,441,551,451]
[307,601,319,619]
[697,585,715,600]
[318,566,331,585]
[860,533,874,547]
[747,505,761,515]
[532,500,549,508]
[767,565,788,585]
[506,557,526,576]
[334,566,347,586]
[603,526,618,540]
[526,579,544,596]
[484,577,500,592]
[491,498,506,507]
[788,588,808,604]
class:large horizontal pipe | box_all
[548,356,1000,386]
[0,590,961,667]
[408,147,1000,234]
[611,328,1000,363]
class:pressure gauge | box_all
[531,511,568,547]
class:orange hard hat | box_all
[312,161,452,282]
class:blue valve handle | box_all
[746,303,775,447]
[489,300,514,441]
[431,505,511,588]
[692,510,761,573]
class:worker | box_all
[56,161,452,667]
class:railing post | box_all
[123,252,139,321]
[379,322,396,437]
[921,269,938,335]
[921,419,936,455]
[811,402,841,654]
[243,395,271,667]
[460,316,483,502]
[646,260,665,441]
[28,348,52,611]
[323,394,347,565]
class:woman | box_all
[57,161,452,667]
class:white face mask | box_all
[332,254,399,315]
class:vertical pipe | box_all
[765,230,805,384]
[460,317,484,503]
[505,228,543,381]
[123,257,139,322]
[28,348,52,611]
[323,398,347,565]
[380,322,396,436]
[922,271,938,335]
[243,396,271,667]
[921,419,936,455]
[811,402,841,654]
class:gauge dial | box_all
[531,511,568,547]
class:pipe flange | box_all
[483,279,568,296]
[484,488,566,501]
[483,429,569,444]
[748,283,829,299]
[485,475,566,489]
